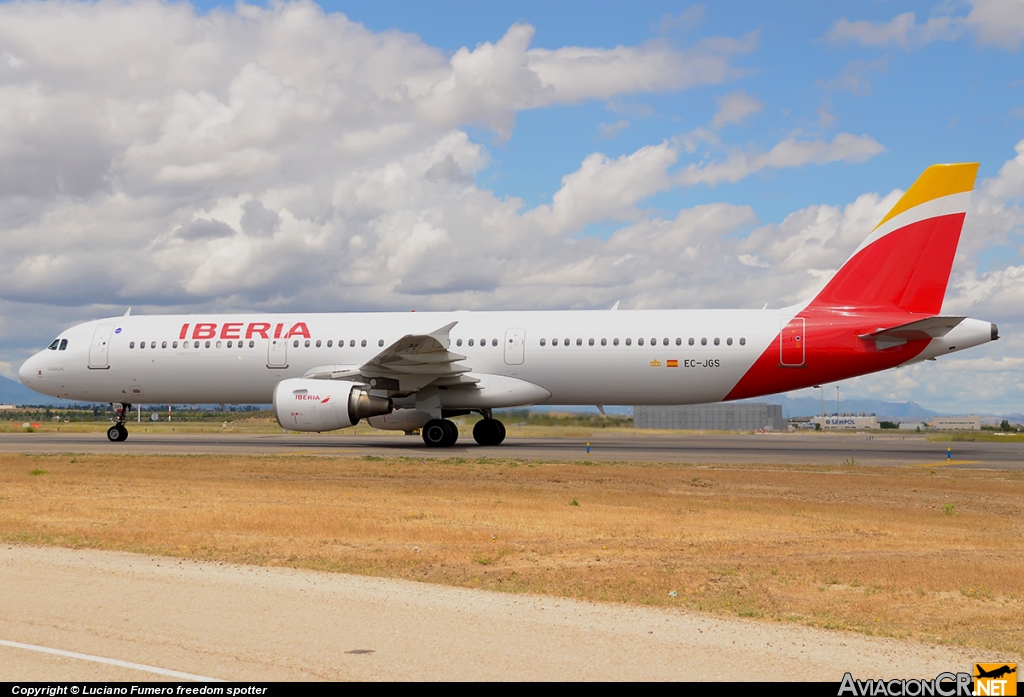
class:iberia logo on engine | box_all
[293,394,331,404]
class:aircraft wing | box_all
[302,322,476,393]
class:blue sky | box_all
[1,0,1023,412]
[176,0,1022,224]
[189,0,1024,225]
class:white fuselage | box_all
[19,310,788,407]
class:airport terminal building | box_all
[634,403,785,431]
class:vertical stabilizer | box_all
[809,163,978,314]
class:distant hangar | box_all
[634,403,785,432]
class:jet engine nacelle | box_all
[273,378,391,432]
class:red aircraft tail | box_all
[808,163,978,314]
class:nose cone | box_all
[19,354,40,386]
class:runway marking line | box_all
[913,460,982,467]
[0,639,224,682]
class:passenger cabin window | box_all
[676,338,682,346]
[638,338,644,346]
[151,341,156,349]
[205,341,211,348]
[129,341,136,349]
[59,339,68,351]
[361,339,367,347]
[714,338,720,346]
[379,339,385,347]
[613,338,619,346]
[492,338,498,347]
[662,338,669,346]
[727,338,733,346]
[161,341,167,349]
[194,341,200,348]
[48,339,59,350]
[469,339,475,346]
[701,338,707,346]
[172,341,178,349]
[457,339,463,346]
[305,340,311,348]
[316,340,321,348]
[601,338,607,346]
[625,338,632,346]
[689,338,695,346]
[249,340,255,348]
[327,340,332,348]
[740,338,746,346]
[540,338,546,346]
[589,338,595,346]
[576,338,583,347]
[293,340,299,348]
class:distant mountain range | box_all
[748,395,941,421]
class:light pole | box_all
[836,386,840,416]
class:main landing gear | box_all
[107,403,130,442]
[422,418,458,447]
[421,414,507,448]
[472,418,506,446]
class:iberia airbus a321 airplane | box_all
[19,163,997,447]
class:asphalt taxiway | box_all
[0,431,1021,468]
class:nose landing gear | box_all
[107,403,130,442]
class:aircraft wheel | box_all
[473,418,505,446]
[107,425,128,442]
[441,419,459,446]
[422,419,450,447]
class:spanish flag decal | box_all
[667,360,678,368]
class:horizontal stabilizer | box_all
[858,316,965,342]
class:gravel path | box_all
[0,545,1007,681]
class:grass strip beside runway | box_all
[1,452,1022,653]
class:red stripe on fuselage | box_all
[725,309,931,401]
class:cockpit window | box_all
[48,339,59,350]
[59,339,68,351]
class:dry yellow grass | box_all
[1,452,1022,653]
